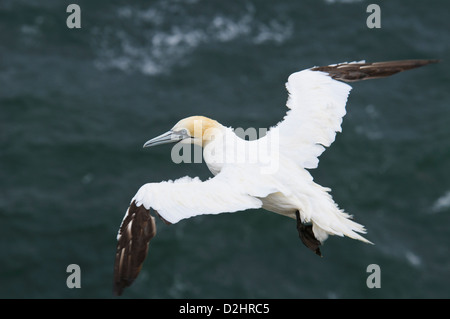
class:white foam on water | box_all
[405,250,422,267]
[92,2,293,76]
[431,190,450,213]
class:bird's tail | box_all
[306,185,373,245]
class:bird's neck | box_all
[202,127,241,175]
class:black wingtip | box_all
[113,285,124,297]
[113,200,157,297]
[311,59,440,82]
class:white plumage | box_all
[131,69,367,242]
[113,59,437,295]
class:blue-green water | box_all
[1,0,449,299]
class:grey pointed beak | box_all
[143,130,188,148]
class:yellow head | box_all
[143,116,224,148]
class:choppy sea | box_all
[1,0,449,299]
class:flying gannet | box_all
[113,59,437,295]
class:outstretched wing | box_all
[113,167,274,295]
[133,167,273,224]
[268,59,438,169]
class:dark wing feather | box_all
[113,200,156,296]
[311,59,439,82]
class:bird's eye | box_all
[177,128,190,138]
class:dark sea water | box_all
[1,0,449,299]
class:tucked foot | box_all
[296,211,322,257]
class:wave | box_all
[431,190,450,213]
[92,2,293,76]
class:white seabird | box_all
[113,59,438,295]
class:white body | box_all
[132,69,371,244]
[115,59,437,295]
